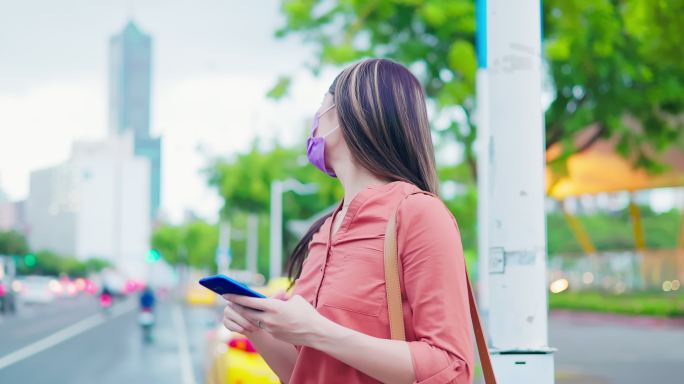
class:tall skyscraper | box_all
[109,21,161,218]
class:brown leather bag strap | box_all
[383,209,406,341]
[466,268,497,384]
[383,192,497,383]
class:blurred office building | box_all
[26,133,150,279]
[109,20,162,219]
[0,200,28,234]
[0,181,28,233]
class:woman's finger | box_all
[232,302,268,319]
[232,303,270,327]
[222,317,246,333]
[224,303,256,329]
[225,294,277,313]
[224,304,257,332]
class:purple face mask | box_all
[307,104,339,177]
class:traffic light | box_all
[24,253,37,267]
[146,249,161,263]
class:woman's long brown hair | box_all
[286,58,438,283]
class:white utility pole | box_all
[269,181,284,281]
[481,0,555,382]
[246,213,259,277]
[269,179,318,281]
[475,0,491,325]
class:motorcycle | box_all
[138,307,155,343]
[99,293,113,315]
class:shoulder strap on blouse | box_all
[383,190,497,384]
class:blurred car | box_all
[205,326,280,384]
[84,279,98,295]
[186,281,218,306]
[59,277,79,298]
[204,277,293,384]
[256,277,291,298]
[48,278,65,297]
[98,270,127,297]
[17,276,56,304]
[0,282,16,314]
[0,256,18,314]
[70,277,98,295]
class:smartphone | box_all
[199,274,266,298]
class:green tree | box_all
[438,162,478,249]
[17,250,60,276]
[151,225,184,265]
[82,258,113,274]
[0,230,122,276]
[59,256,86,277]
[544,0,684,179]
[15,249,108,277]
[184,221,219,269]
[275,0,684,182]
[276,0,479,177]
[547,206,681,254]
[207,141,343,277]
[271,0,684,257]
[151,221,220,271]
[207,142,341,217]
[0,230,29,256]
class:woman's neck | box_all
[335,162,389,207]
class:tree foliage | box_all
[276,0,480,176]
[275,0,684,180]
[151,221,219,271]
[0,230,29,256]
[205,1,684,264]
[544,0,684,177]
[0,230,110,276]
[207,142,341,217]
[206,142,342,276]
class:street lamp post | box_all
[269,179,318,281]
[246,213,259,277]
[216,221,231,275]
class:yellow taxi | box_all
[186,280,217,306]
[204,277,293,384]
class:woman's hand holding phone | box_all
[203,273,333,347]
[222,298,260,334]
[222,294,330,347]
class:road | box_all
[550,310,684,384]
[1,296,682,384]
[0,295,219,384]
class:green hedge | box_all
[549,290,684,317]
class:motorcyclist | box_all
[139,286,156,343]
[99,285,113,313]
[139,286,155,311]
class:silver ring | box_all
[256,320,264,329]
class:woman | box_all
[222,58,473,384]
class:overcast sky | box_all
[0,0,337,222]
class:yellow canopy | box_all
[546,126,684,199]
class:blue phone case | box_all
[198,274,266,298]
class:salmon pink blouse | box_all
[290,181,473,384]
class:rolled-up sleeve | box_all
[396,194,473,384]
